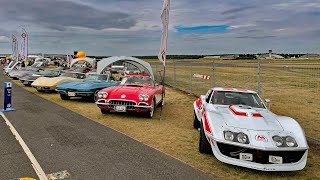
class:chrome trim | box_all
[56,90,93,94]
[95,102,151,108]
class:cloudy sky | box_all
[0,0,319,55]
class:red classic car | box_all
[95,76,164,118]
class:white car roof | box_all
[211,87,257,94]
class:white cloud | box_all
[0,0,319,55]
[0,36,10,43]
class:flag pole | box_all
[159,0,170,121]
[159,62,166,121]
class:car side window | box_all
[205,90,213,103]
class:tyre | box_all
[60,94,70,100]
[101,109,110,114]
[145,99,155,118]
[93,90,100,102]
[193,111,200,129]
[199,123,212,154]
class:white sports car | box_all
[193,87,308,171]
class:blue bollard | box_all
[1,82,16,112]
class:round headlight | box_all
[272,136,284,147]
[224,131,234,141]
[98,93,103,98]
[237,133,247,144]
[102,93,108,99]
[144,95,149,101]
[138,95,144,101]
[285,136,297,147]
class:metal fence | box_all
[151,61,320,140]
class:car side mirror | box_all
[265,99,271,110]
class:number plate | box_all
[239,153,253,161]
[269,156,283,164]
[115,105,126,112]
[68,92,76,97]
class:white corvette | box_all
[193,87,308,171]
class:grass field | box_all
[13,75,320,180]
[151,61,320,139]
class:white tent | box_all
[70,57,95,67]
[96,56,154,80]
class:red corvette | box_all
[95,76,164,118]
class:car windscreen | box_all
[40,70,58,76]
[86,74,108,81]
[120,76,154,86]
[60,72,83,78]
[25,67,39,71]
[210,91,265,109]
[8,61,16,68]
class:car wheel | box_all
[60,94,70,100]
[199,123,212,154]
[101,109,110,114]
[93,90,100,102]
[193,111,200,129]
[145,99,155,118]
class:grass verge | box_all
[13,80,320,180]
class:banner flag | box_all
[21,29,28,62]
[12,35,19,60]
[158,0,170,66]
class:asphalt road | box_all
[0,72,214,180]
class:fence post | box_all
[174,60,176,87]
[257,62,261,96]
[212,61,215,87]
[190,62,192,93]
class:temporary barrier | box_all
[1,82,16,112]
[193,74,210,80]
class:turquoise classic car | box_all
[56,74,120,102]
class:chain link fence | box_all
[151,61,320,140]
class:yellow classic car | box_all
[31,72,85,92]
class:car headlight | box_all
[272,136,284,147]
[98,92,108,99]
[224,131,234,141]
[138,95,144,101]
[285,136,297,147]
[237,133,248,144]
[139,94,149,101]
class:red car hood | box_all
[106,85,154,101]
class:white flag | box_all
[21,31,28,61]
[12,35,19,60]
[158,0,170,66]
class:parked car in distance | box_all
[96,76,164,118]
[31,72,85,92]
[64,66,91,74]
[56,74,120,102]
[20,69,61,86]
[193,87,308,171]
[8,66,41,80]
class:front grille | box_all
[108,100,136,110]
[217,142,306,164]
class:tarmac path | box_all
[0,72,213,180]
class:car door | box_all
[154,83,163,105]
